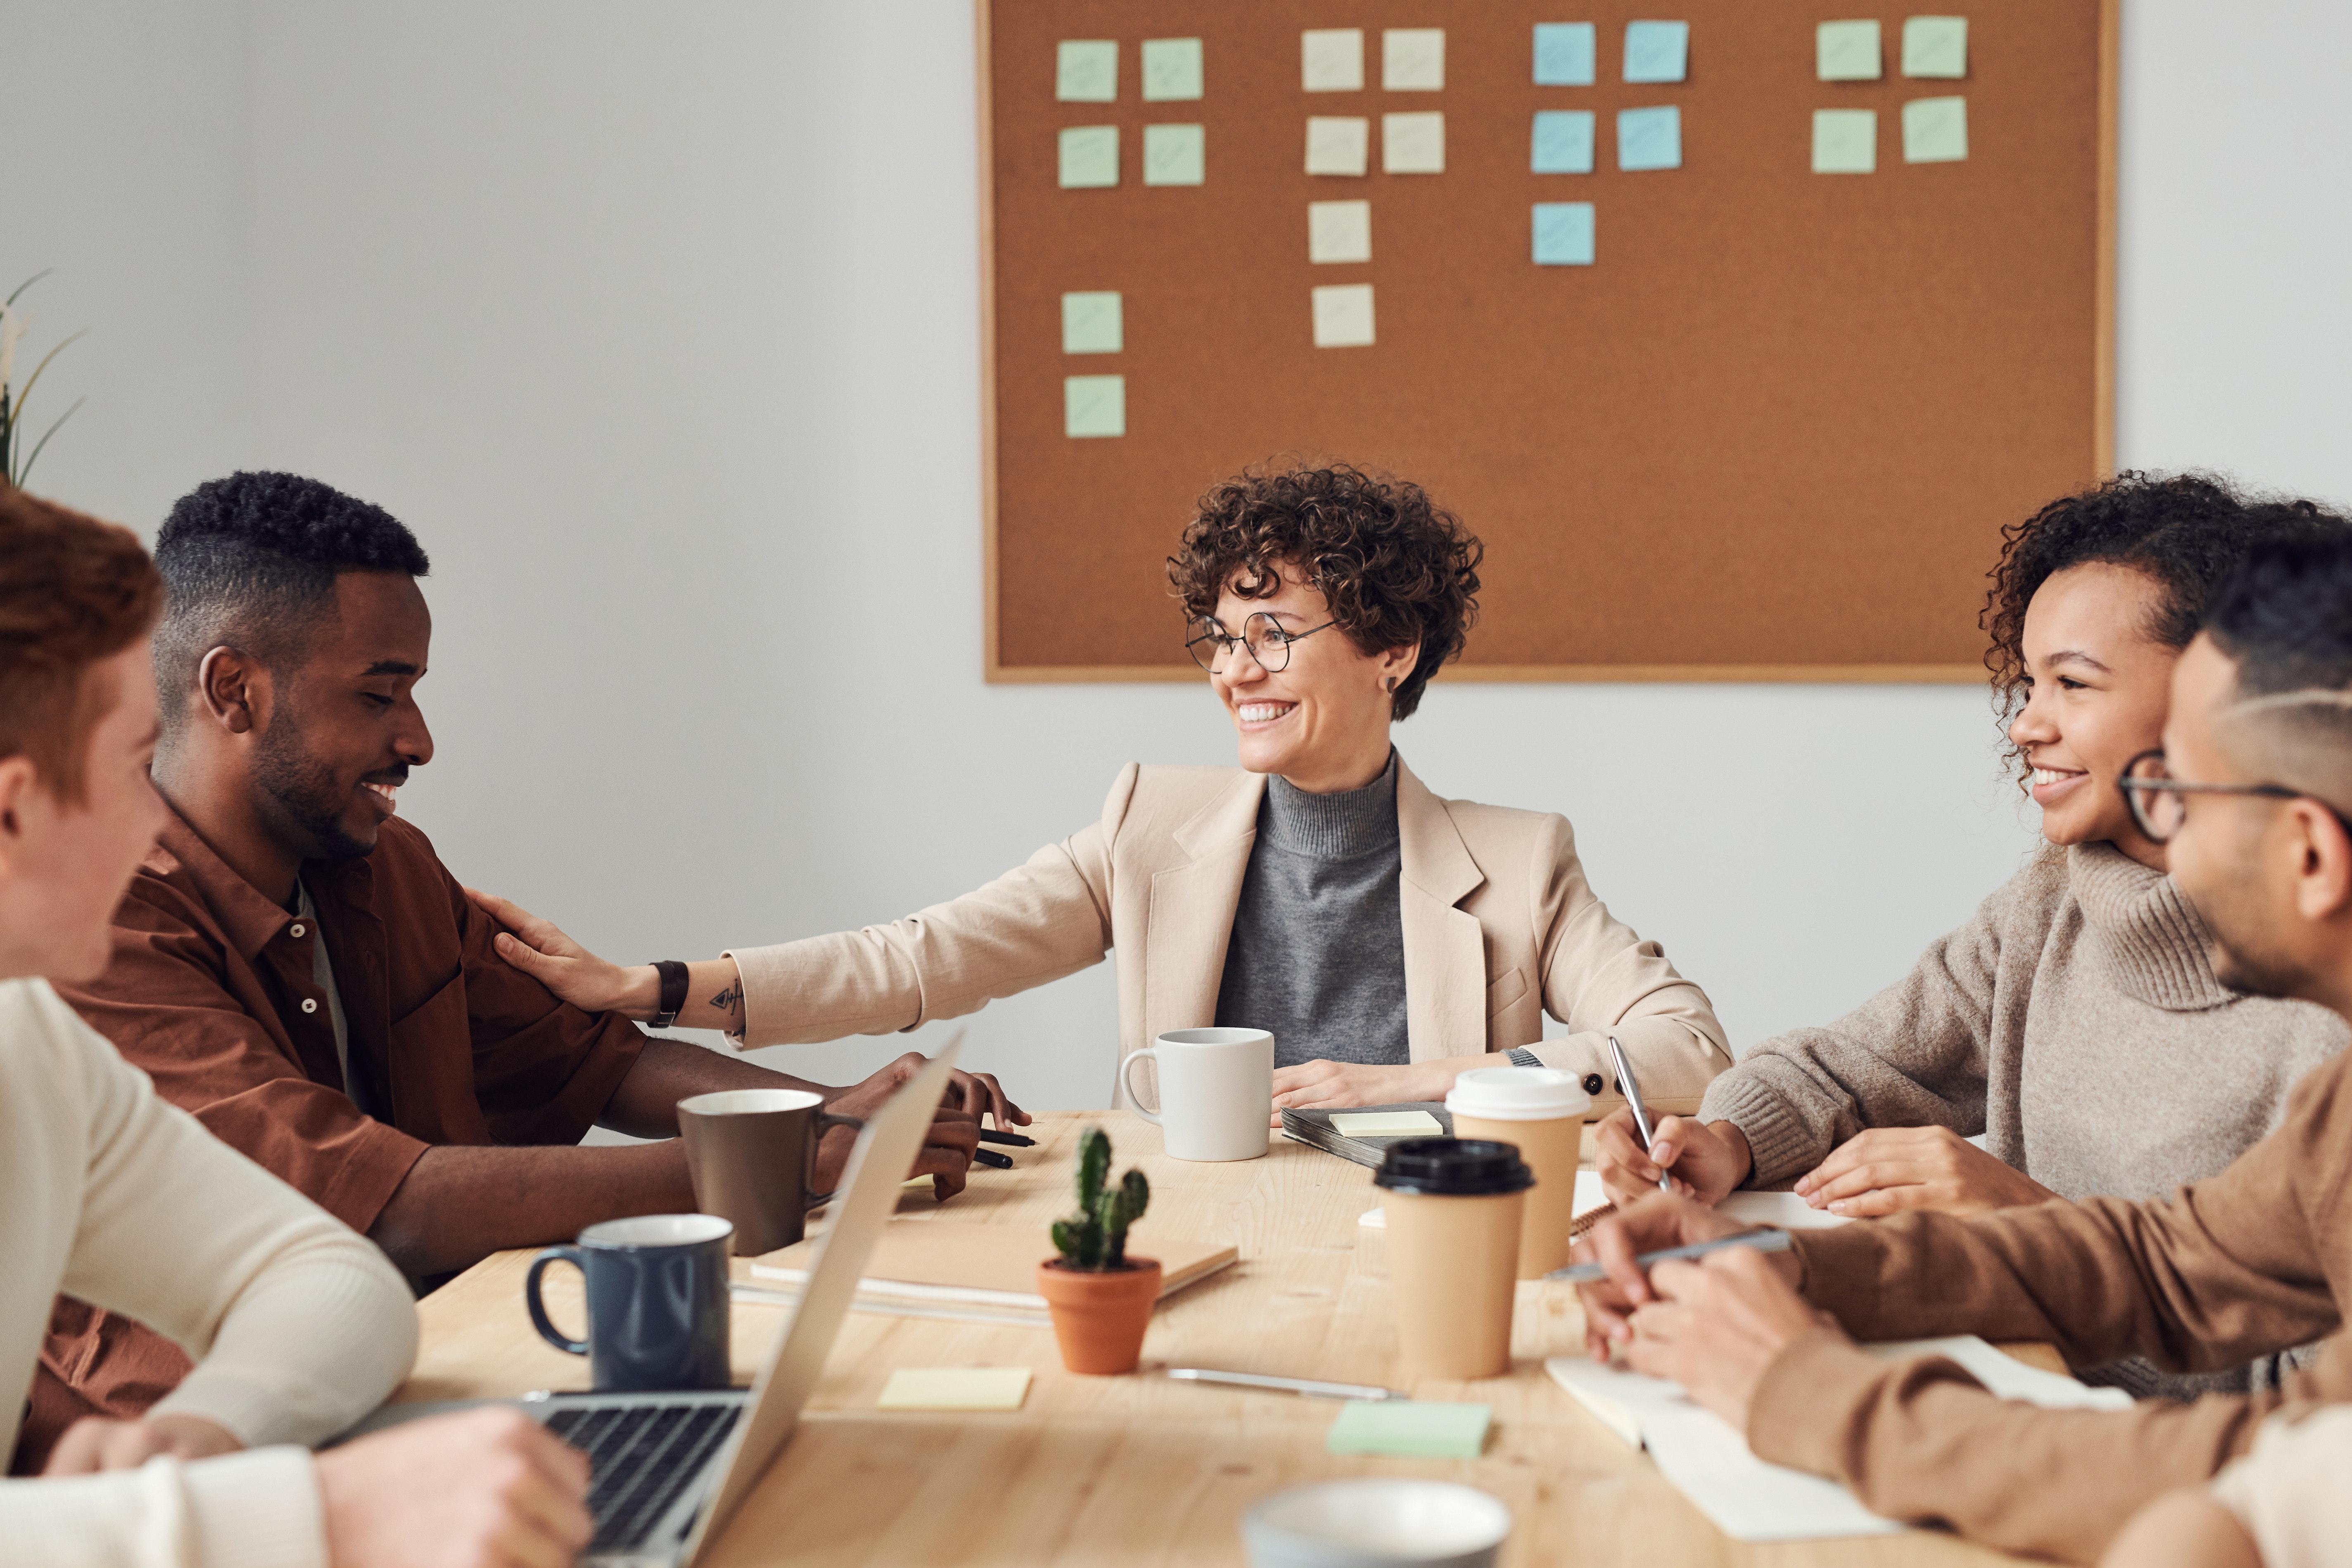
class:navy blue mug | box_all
[525,1214,734,1392]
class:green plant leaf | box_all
[9,330,88,428]
[16,397,82,486]
[4,270,52,310]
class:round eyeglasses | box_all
[1185,612,1338,675]
[2118,748,2314,844]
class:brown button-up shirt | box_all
[24,806,646,1466]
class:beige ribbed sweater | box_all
[1700,842,2348,1395]
[0,979,418,1568]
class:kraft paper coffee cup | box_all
[1445,1067,1593,1279]
[1374,1139,1533,1381]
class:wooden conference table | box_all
[403,1112,2047,1568]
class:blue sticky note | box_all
[1623,20,1688,83]
[1532,22,1596,85]
[1531,111,1595,174]
[1327,1400,1492,1459]
[1532,203,1595,265]
[1616,105,1681,171]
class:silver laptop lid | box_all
[678,1033,964,1559]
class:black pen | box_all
[978,1129,1036,1147]
[973,1147,1014,1169]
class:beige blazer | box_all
[728,757,1731,1113]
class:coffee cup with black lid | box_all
[1445,1067,1593,1278]
[1374,1138,1534,1380]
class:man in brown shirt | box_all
[28,471,1012,1467]
[1572,528,2352,1563]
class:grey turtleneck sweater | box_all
[1701,840,2349,1400]
[1214,755,1409,1068]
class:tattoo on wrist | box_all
[708,983,743,1018]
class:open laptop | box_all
[350,1035,965,1566]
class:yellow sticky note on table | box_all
[878,1367,1033,1412]
[1816,20,1882,81]
[1902,96,1968,162]
[1331,1111,1444,1137]
[1902,16,1968,79]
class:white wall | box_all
[6,1,2347,1108]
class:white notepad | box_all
[1547,1337,2130,1541]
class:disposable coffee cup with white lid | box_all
[1443,1065,1593,1122]
[1445,1067,1591,1279]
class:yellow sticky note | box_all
[1331,1111,1444,1137]
[1305,116,1369,177]
[878,1367,1033,1412]
[1310,284,1374,348]
[1381,111,1445,175]
[1301,28,1365,92]
[1381,28,1444,91]
[1811,109,1877,174]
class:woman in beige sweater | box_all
[480,464,1731,1117]
[1594,472,2348,1397]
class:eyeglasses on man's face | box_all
[1185,612,1337,675]
[2118,748,2321,844]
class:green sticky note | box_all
[1056,40,1116,102]
[1327,1401,1491,1460]
[1811,108,1877,173]
[1064,375,1125,439]
[1060,292,1122,355]
[1143,123,1205,186]
[1622,20,1688,83]
[1816,19,1882,81]
[1141,37,1203,101]
[1058,126,1118,189]
[878,1367,1032,1411]
[1903,16,1968,79]
[1331,1111,1444,1137]
[1903,95,1968,162]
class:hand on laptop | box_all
[1594,1111,1751,1206]
[42,1411,241,1473]
[316,1406,592,1568]
[1793,1125,2057,1217]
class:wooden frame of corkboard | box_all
[978,0,2117,683]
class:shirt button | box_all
[301,998,320,1014]
[290,923,306,938]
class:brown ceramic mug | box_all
[676,1088,864,1256]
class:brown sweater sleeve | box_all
[1745,1051,2352,1562]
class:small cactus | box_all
[1051,1129,1151,1270]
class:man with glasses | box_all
[1567,528,2352,1566]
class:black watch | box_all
[650,960,689,1029]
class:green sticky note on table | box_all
[1141,37,1203,101]
[1056,40,1116,102]
[878,1367,1032,1411]
[1061,292,1123,354]
[1903,16,1968,79]
[1064,375,1125,439]
[1331,1111,1444,1137]
[1811,109,1877,173]
[1903,96,1968,162]
[1327,1400,1490,1459]
[1058,126,1119,189]
[1143,123,1205,186]
[1815,19,1882,81]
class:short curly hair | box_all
[1166,463,1481,721]
[152,471,430,729]
[1982,470,2342,776]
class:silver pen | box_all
[1610,1034,1672,1193]
[1167,1367,1402,1401]
[1546,1226,1792,1283]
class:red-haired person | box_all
[0,484,589,1567]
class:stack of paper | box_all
[1547,1337,2130,1541]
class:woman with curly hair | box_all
[477,462,1732,1120]
[1593,471,2349,1399]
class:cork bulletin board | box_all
[979,0,2117,681]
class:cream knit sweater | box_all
[1700,842,2349,1396]
[0,979,418,1568]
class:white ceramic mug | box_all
[1120,1027,1273,1162]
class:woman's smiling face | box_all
[1206,561,1417,794]
[2008,561,2180,861]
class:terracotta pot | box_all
[1036,1257,1162,1374]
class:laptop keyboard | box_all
[544,1401,743,1554]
